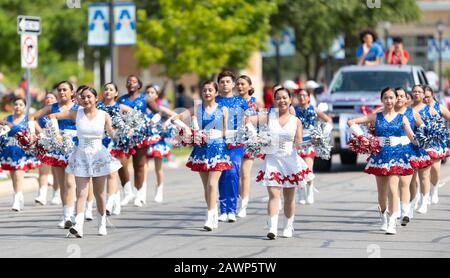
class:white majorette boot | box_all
[297,186,306,205]
[111,191,121,215]
[35,186,48,206]
[69,213,84,238]
[306,184,315,205]
[227,213,237,223]
[85,201,94,220]
[97,213,107,236]
[237,197,248,218]
[282,216,294,238]
[120,181,135,206]
[203,209,215,231]
[105,194,114,216]
[213,206,218,229]
[154,184,164,203]
[379,208,388,232]
[267,215,278,240]
[416,193,429,214]
[385,212,397,235]
[50,189,62,205]
[134,184,147,207]
[58,206,74,229]
[430,184,439,205]
[400,202,411,226]
[11,192,24,212]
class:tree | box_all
[271,0,422,80]
[136,0,278,81]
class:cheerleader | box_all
[423,86,450,205]
[29,81,78,229]
[172,80,232,231]
[34,91,61,206]
[215,71,248,222]
[411,85,439,214]
[145,84,173,203]
[348,87,416,235]
[97,82,134,215]
[294,88,332,205]
[395,87,432,226]
[235,75,260,218]
[49,86,122,238]
[0,98,40,211]
[253,87,314,239]
[116,75,161,207]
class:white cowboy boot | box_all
[97,213,107,236]
[35,186,48,206]
[120,182,135,206]
[154,184,164,203]
[282,216,294,238]
[69,213,84,238]
[385,212,397,235]
[267,215,278,240]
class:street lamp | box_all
[437,20,445,92]
[383,21,391,50]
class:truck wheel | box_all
[313,156,332,172]
[340,152,357,165]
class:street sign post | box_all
[18,15,41,116]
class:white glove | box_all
[246,122,257,138]
[192,118,200,130]
[150,114,161,125]
[0,125,11,136]
[28,120,36,134]
[348,124,363,136]
[323,123,333,136]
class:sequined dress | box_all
[402,107,432,169]
[295,104,317,158]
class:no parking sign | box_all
[21,34,38,68]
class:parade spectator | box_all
[356,30,383,66]
[386,37,410,65]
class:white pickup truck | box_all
[316,65,433,171]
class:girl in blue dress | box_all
[30,81,79,229]
[145,84,174,203]
[423,86,450,206]
[34,91,61,206]
[294,88,332,205]
[0,98,40,211]
[97,82,133,215]
[348,87,416,235]
[172,80,232,231]
[395,87,431,226]
[236,75,260,218]
[116,75,163,208]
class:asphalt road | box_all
[0,155,449,258]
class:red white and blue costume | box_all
[402,107,432,169]
[294,105,317,158]
[0,115,40,171]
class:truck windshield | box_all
[330,71,414,93]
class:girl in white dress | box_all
[49,87,122,238]
[252,87,314,239]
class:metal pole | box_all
[275,40,281,84]
[109,0,115,83]
[26,68,31,116]
[439,31,443,92]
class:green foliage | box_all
[136,0,278,79]
[272,0,422,79]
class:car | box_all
[316,65,433,172]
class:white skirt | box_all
[66,140,122,177]
[256,151,314,188]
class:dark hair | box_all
[13,97,27,106]
[76,85,89,95]
[359,29,378,43]
[127,75,143,89]
[298,88,310,96]
[80,86,98,98]
[104,82,118,92]
[237,75,255,95]
[201,80,218,93]
[145,84,159,95]
[56,81,74,91]
[274,87,291,99]
[394,87,405,94]
[412,84,424,93]
[380,87,396,100]
[393,37,403,44]
[423,85,434,95]
[217,70,236,83]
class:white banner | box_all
[88,4,110,46]
[114,3,136,46]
